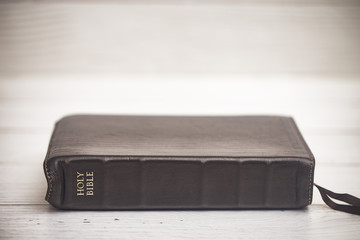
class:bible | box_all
[43,115,315,210]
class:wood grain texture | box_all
[1,205,360,240]
[0,2,359,75]
[0,76,359,131]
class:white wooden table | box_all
[0,1,359,239]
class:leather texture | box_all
[43,115,315,210]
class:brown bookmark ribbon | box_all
[314,183,360,215]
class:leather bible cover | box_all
[43,115,315,210]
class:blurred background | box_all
[0,0,359,205]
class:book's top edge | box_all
[46,155,314,162]
[56,114,293,123]
[46,115,314,161]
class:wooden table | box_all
[0,1,359,239]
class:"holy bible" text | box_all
[76,171,94,196]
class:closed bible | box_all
[43,115,315,210]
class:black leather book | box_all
[43,115,315,210]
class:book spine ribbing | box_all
[46,157,313,210]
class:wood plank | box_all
[0,133,49,163]
[0,3,359,75]
[304,134,360,164]
[0,77,359,131]
[0,205,359,240]
[0,163,47,205]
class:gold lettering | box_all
[77,181,85,196]
[76,171,94,196]
[77,172,84,179]
[77,189,84,196]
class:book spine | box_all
[45,157,314,210]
